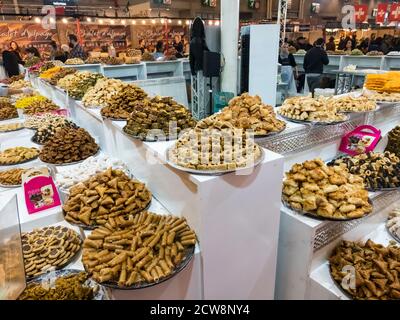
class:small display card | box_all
[22,167,61,214]
[339,125,381,156]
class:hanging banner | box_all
[376,3,388,23]
[354,4,368,23]
[389,3,400,22]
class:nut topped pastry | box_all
[123,96,197,140]
[100,83,148,120]
[282,158,372,219]
[327,96,377,113]
[23,99,59,116]
[168,117,262,172]
[278,96,347,123]
[82,78,125,108]
[63,168,151,227]
[21,226,82,278]
[329,152,400,191]
[216,93,286,135]
[39,127,99,165]
[330,240,400,300]
[82,211,196,287]
[32,120,78,145]
[0,147,40,165]
[385,126,400,157]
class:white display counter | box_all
[25,78,285,300]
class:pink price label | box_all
[339,125,381,156]
[23,176,61,214]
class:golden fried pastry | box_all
[0,105,18,121]
[0,122,23,132]
[327,96,377,112]
[278,96,347,123]
[214,93,286,135]
[282,158,372,219]
[0,168,28,185]
[330,240,400,300]
[63,168,151,227]
[82,211,196,287]
[0,147,39,165]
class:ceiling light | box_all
[110,19,115,25]
[186,20,190,25]
[99,19,104,24]
[86,17,92,22]
[132,20,136,25]
[178,20,182,25]
[34,17,41,24]
[49,17,55,23]
[215,20,220,26]
[160,19,165,24]
[151,19,156,24]
[62,17,68,24]
[168,19,172,23]
[208,20,213,26]
[142,20,146,24]
[121,20,126,25]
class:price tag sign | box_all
[339,125,381,156]
[22,168,61,214]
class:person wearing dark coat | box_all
[189,17,209,75]
[2,50,20,77]
[303,38,329,94]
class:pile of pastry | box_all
[327,96,377,113]
[82,211,196,287]
[330,240,400,300]
[39,127,99,165]
[63,168,151,227]
[100,83,148,120]
[0,147,40,165]
[329,152,400,191]
[282,158,372,219]
[123,96,197,140]
[278,96,347,123]
[82,78,125,108]
[168,117,262,171]
[214,93,286,135]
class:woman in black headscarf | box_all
[189,17,209,75]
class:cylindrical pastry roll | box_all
[108,252,127,267]
[167,231,176,245]
[125,271,138,286]
[131,247,149,264]
[118,262,127,286]
[139,270,153,282]
[159,260,171,275]
[136,255,152,269]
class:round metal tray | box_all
[122,126,178,142]
[25,229,83,281]
[39,148,100,166]
[338,104,379,114]
[0,165,55,188]
[62,199,152,230]
[165,146,265,176]
[253,125,287,139]
[278,113,349,126]
[101,115,128,122]
[87,245,195,290]
[376,100,400,107]
[30,136,45,145]
[22,269,111,300]
[386,222,400,244]
[328,262,356,300]
[282,198,373,221]
[0,125,25,133]
[0,154,40,167]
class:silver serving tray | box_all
[165,146,265,176]
[39,148,100,166]
[278,113,349,126]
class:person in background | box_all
[173,35,184,58]
[338,35,346,50]
[351,33,357,49]
[68,34,87,60]
[303,38,329,95]
[381,35,393,54]
[9,41,24,65]
[153,41,165,61]
[368,34,377,52]
[357,37,369,54]
[138,39,146,54]
[325,37,336,51]
[25,46,41,59]
[279,43,298,78]
[108,42,117,58]
[2,49,20,77]
[49,41,59,60]
[345,39,353,53]
[296,37,312,51]
[369,36,382,52]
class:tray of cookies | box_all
[0,147,40,166]
[327,152,400,191]
[0,122,24,133]
[18,270,110,300]
[282,158,373,220]
[22,226,82,279]
[63,168,152,229]
[82,212,196,289]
